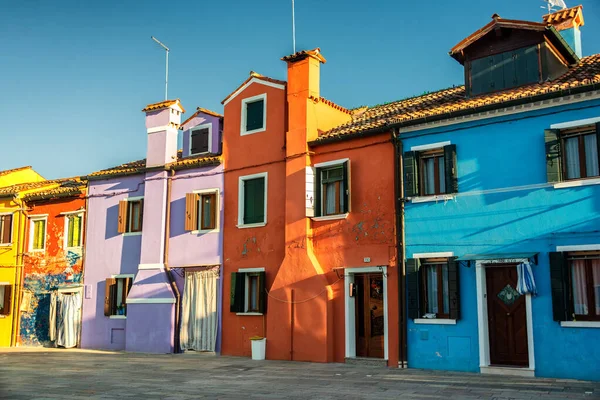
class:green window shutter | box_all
[243,178,265,224]
[545,129,562,183]
[406,258,421,320]
[596,123,600,163]
[549,252,570,322]
[443,145,458,194]
[342,161,350,213]
[246,100,264,132]
[257,271,267,314]
[447,258,460,320]
[403,151,419,197]
[67,216,75,247]
[230,272,246,313]
[315,168,322,217]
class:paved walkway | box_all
[0,349,598,399]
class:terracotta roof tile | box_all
[314,54,600,144]
[543,5,584,26]
[0,166,33,177]
[281,48,327,64]
[181,107,223,127]
[88,151,221,179]
[142,99,186,113]
[309,96,352,115]
[0,178,81,198]
[22,181,86,202]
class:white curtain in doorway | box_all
[180,269,218,352]
[49,292,82,348]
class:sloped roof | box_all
[142,99,186,113]
[309,96,352,115]
[22,180,86,202]
[221,71,286,105]
[181,107,223,127]
[0,178,82,199]
[87,151,221,179]
[0,166,32,177]
[313,54,600,144]
[543,5,584,26]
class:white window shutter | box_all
[305,166,316,217]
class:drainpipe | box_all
[392,128,407,368]
[163,168,181,353]
[77,187,89,348]
[11,197,29,347]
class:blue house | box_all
[400,7,600,381]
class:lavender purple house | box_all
[81,100,224,353]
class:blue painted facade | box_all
[403,99,600,381]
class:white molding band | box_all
[112,274,135,278]
[311,213,348,222]
[109,315,127,319]
[126,298,176,304]
[554,177,600,189]
[238,267,265,273]
[550,116,600,129]
[59,210,85,216]
[414,318,457,325]
[560,321,600,328]
[410,141,451,151]
[412,252,454,259]
[314,158,349,169]
[556,244,600,252]
[138,263,164,270]
[411,195,455,204]
[224,77,285,106]
[147,126,179,134]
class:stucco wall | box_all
[404,99,600,381]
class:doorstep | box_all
[480,365,535,377]
[345,357,387,367]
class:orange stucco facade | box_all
[221,50,399,366]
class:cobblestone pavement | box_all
[0,349,599,400]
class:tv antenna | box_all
[151,36,170,100]
[292,0,296,53]
[541,0,567,14]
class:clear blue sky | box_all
[1,1,599,179]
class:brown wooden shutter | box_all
[104,278,116,316]
[117,201,128,233]
[1,285,11,315]
[447,258,460,320]
[1,215,11,244]
[549,252,570,321]
[545,129,562,183]
[185,193,198,231]
[257,271,267,314]
[444,145,458,194]
[404,151,419,197]
[406,258,421,319]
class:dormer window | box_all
[241,94,266,135]
[189,124,212,156]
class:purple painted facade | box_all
[81,102,224,353]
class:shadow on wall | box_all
[169,197,186,238]
[105,204,119,240]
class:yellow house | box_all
[0,167,48,347]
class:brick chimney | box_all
[544,5,584,58]
[142,99,185,167]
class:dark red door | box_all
[486,266,529,367]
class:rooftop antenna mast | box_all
[151,36,170,100]
[292,0,296,53]
[541,0,568,14]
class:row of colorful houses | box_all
[1,6,599,381]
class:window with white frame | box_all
[238,173,267,227]
[29,216,47,252]
[312,159,351,217]
[230,269,266,314]
[104,276,133,317]
[241,94,266,135]
[404,144,458,197]
[65,212,83,249]
[117,198,144,234]
[0,214,12,245]
[184,189,219,232]
[189,124,212,156]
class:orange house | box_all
[221,49,401,366]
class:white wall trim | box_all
[560,321,600,328]
[188,123,213,156]
[476,261,535,371]
[240,93,267,136]
[238,172,268,227]
[28,215,48,253]
[556,244,600,252]
[224,77,285,106]
[126,196,144,202]
[414,318,457,325]
[63,211,84,250]
[554,177,600,189]
[412,252,454,259]
[111,274,135,279]
[344,266,389,361]
[410,141,451,152]
[123,232,142,237]
[59,210,86,215]
[411,195,455,204]
[147,126,179,134]
[109,315,127,319]
[313,158,349,169]
[126,298,175,304]
[238,267,265,273]
[138,263,164,270]
[550,116,600,129]
[311,213,348,222]
[236,312,263,316]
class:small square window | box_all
[238,173,267,227]
[241,94,266,135]
[105,277,132,317]
[65,214,83,248]
[421,261,450,318]
[0,284,12,316]
[561,126,599,181]
[30,218,47,251]
[0,214,12,245]
[127,200,143,233]
[190,125,211,156]
[568,255,600,321]
[230,270,266,314]
[199,193,217,230]
[314,160,350,217]
[419,149,446,196]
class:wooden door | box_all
[355,274,384,359]
[486,266,528,367]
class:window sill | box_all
[560,321,600,328]
[236,312,263,316]
[28,249,45,254]
[241,127,266,136]
[65,246,83,251]
[0,243,12,247]
[311,213,349,222]
[123,232,142,237]
[191,229,220,235]
[411,195,455,204]
[554,177,600,189]
[236,222,266,229]
[109,315,127,319]
[414,318,457,325]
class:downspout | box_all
[11,197,29,347]
[392,128,407,368]
[77,187,89,348]
[163,168,181,353]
